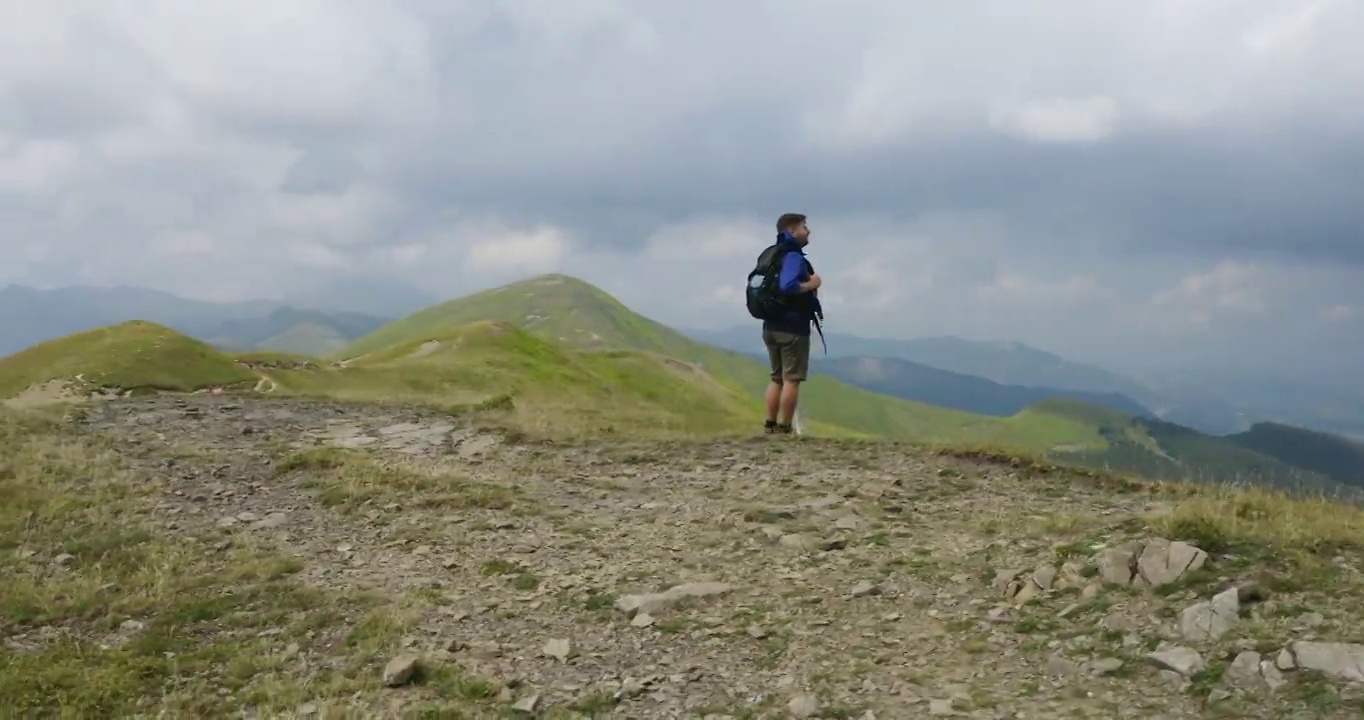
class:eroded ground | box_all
[6,395,1364,718]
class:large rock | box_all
[1146,646,1206,676]
[1097,537,1208,589]
[382,654,422,687]
[614,582,737,618]
[1223,651,1285,693]
[1097,542,1143,585]
[1180,587,1240,641]
[1286,641,1364,683]
[1135,538,1207,588]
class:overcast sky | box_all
[2,1,1362,376]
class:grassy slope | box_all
[1226,422,1364,487]
[338,275,1102,452]
[0,321,256,397]
[276,321,763,437]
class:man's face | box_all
[791,221,810,244]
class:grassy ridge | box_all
[276,321,766,437]
[339,275,1102,452]
[0,321,255,397]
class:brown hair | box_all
[776,213,807,233]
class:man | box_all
[762,212,822,435]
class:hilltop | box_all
[337,275,1109,453]
[6,394,1364,717]
[0,321,255,401]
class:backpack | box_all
[745,243,795,320]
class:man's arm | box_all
[778,253,811,295]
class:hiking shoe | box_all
[763,419,778,434]
[774,423,794,435]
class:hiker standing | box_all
[745,212,824,435]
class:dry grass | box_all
[0,407,419,716]
[1158,486,1364,555]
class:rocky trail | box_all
[43,396,1364,718]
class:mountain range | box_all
[0,284,388,357]
[683,326,1364,441]
[4,278,1362,446]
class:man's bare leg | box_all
[778,379,801,425]
[765,379,783,424]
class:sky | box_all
[2,0,1362,378]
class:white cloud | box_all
[0,140,79,194]
[646,219,768,262]
[465,225,568,276]
[990,97,1121,143]
[147,230,214,258]
[288,241,349,270]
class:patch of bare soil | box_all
[65,396,1364,719]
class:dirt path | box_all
[68,396,1364,719]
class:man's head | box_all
[776,213,810,246]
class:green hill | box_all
[1030,399,1356,497]
[1226,422,1364,488]
[338,275,1104,452]
[0,321,256,399]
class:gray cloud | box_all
[1,0,1362,379]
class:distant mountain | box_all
[0,285,390,358]
[282,274,442,318]
[811,354,1154,418]
[0,284,276,356]
[1225,422,1364,488]
[199,306,389,356]
[683,326,1361,440]
[686,327,1155,399]
[1032,399,1359,498]
[1141,369,1364,442]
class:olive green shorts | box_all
[763,329,810,383]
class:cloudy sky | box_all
[2,0,1362,377]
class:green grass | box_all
[0,321,256,398]
[0,406,403,715]
[275,321,764,437]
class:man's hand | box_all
[802,272,822,292]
